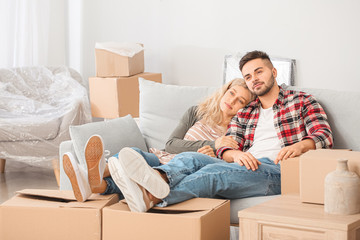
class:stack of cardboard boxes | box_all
[89,44,162,119]
[0,45,231,240]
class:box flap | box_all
[62,198,113,209]
[154,198,228,211]
[301,149,356,161]
[16,189,75,201]
[16,189,111,201]
[110,198,228,217]
[2,189,118,209]
[120,198,227,212]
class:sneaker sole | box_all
[85,135,104,186]
[119,148,170,199]
[108,157,147,212]
[63,154,85,202]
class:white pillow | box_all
[139,78,217,149]
[69,115,147,166]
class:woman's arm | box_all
[165,106,216,154]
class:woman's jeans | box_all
[153,152,281,207]
[101,147,161,196]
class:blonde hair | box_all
[196,78,254,129]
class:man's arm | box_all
[216,112,262,171]
[301,94,333,149]
[223,149,262,171]
[302,95,333,149]
[275,94,333,163]
[274,139,315,164]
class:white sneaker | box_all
[108,157,154,212]
[63,152,92,202]
[84,134,107,188]
[118,147,170,199]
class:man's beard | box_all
[253,75,275,96]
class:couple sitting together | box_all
[63,50,333,212]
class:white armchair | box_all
[0,66,92,173]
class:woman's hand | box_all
[197,145,216,157]
[215,136,239,150]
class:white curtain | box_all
[0,0,50,67]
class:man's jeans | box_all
[154,152,281,206]
[101,147,161,196]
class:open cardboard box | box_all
[281,149,355,200]
[0,189,119,240]
[103,198,230,240]
[95,46,144,77]
[300,149,360,204]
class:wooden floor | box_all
[0,159,58,204]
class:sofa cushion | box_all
[69,115,147,166]
[286,85,360,151]
[139,78,217,149]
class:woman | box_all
[63,78,254,202]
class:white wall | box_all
[48,0,66,66]
[65,0,82,73]
[66,0,360,91]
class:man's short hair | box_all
[239,50,273,71]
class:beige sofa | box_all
[60,77,360,226]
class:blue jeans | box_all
[153,152,281,206]
[101,147,161,196]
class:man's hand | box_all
[197,145,215,157]
[215,136,239,150]
[274,139,316,164]
[223,150,261,171]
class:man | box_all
[108,50,333,212]
[218,50,333,170]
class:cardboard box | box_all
[300,149,360,204]
[280,157,300,195]
[0,189,118,240]
[103,198,230,240]
[95,48,144,77]
[89,72,162,118]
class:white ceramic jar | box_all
[324,159,360,215]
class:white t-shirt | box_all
[247,106,282,161]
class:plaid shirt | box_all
[216,86,333,158]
